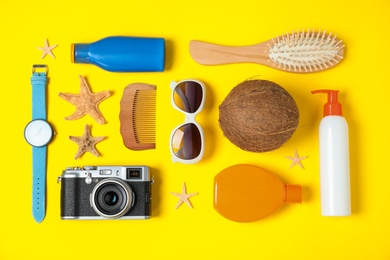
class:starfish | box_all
[170,183,198,209]
[69,124,105,160]
[286,148,308,169]
[37,39,58,59]
[59,75,111,124]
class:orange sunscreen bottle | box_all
[214,164,302,222]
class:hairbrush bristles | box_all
[120,83,156,150]
[267,29,345,72]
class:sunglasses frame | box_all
[169,79,205,164]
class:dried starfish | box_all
[170,183,198,209]
[59,75,111,124]
[37,38,58,59]
[69,124,105,159]
[286,148,308,169]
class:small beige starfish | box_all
[37,39,58,59]
[286,148,308,169]
[59,75,111,124]
[170,183,198,209]
[69,124,105,160]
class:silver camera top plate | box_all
[61,166,150,182]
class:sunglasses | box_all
[170,79,205,164]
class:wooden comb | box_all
[120,83,156,150]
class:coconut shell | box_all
[219,79,299,152]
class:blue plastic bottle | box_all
[71,36,165,72]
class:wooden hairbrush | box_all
[189,29,344,73]
[119,83,156,150]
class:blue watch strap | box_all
[32,146,47,223]
[31,70,47,120]
[31,66,48,223]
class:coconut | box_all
[218,79,299,152]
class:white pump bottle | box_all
[312,90,351,216]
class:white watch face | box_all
[24,119,53,147]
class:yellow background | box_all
[1,0,389,259]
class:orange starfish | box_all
[37,39,58,59]
[69,124,105,160]
[286,148,308,169]
[59,75,111,124]
[170,183,198,209]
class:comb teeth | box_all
[119,83,156,150]
[133,90,156,144]
[267,29,345,72]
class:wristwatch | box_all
[24,65,53,223]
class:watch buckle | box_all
[32,64,48,75]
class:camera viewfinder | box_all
[127,168,141,179]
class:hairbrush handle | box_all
[189,40,269,65]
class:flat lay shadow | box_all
[150,166,162,217]
[199,78,217,162]
[164,39,174,71]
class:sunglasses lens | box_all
[173,81,203,113]
[171,123,202,160]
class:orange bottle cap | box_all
[285,184,302,203]
[70,44,74,63]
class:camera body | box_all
[60,166,152,220]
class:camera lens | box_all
[90,178,134,218]
[104,191,119,206]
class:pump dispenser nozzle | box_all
[311,90,342,116]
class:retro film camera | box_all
[59,166,152,220]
